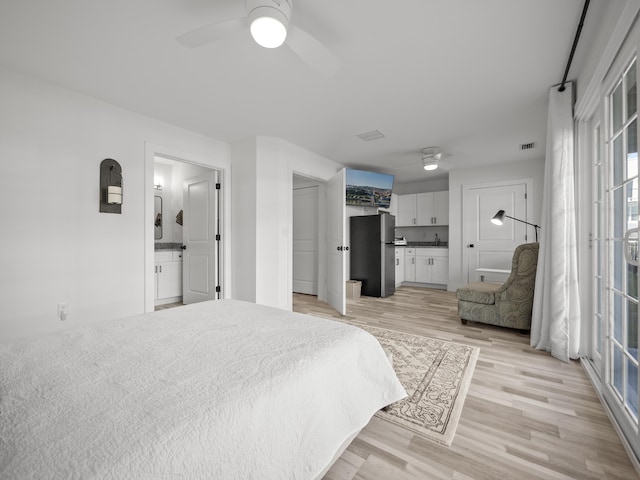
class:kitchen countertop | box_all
[396,242,448,248]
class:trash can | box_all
[346,280,362,299]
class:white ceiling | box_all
[0,0,607,183]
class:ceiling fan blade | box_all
[286,25,339,77]
[177,17,247,48]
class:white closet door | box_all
[293,186,318,295]
[326,169,346,315]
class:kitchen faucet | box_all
[435,233,439,246]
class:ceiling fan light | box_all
[248,6,289,48]
[422,156,438,171]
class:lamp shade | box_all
[249,6,288,48]
[491,209,505,225]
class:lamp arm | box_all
[504,214,540,230]
[504,215,540,242]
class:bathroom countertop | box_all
[154,242,184,251]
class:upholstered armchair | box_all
[456,243,539,331]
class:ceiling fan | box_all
[177,0,340,77]
[419,147,453,171]
[391,147,454,173]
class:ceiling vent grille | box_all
[356,130,385,141]
[520,142,536,151]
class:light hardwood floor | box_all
[293,286,639,480]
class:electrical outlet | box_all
[57,303,68,321]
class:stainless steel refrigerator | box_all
[349,214,395,298]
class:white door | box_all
[183,171,219,304]
[293,186,318,295]
[327,169,346,315]
[463,182,528,283]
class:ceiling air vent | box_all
[356,130,385,141]
[520,142,536,151]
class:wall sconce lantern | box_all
[99,158,123,214]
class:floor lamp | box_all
[491,210,541,242]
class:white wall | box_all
[230,138,258,304]
[393,177,449,195]
[0,66,230,340]
[448,158,545,291]
[231,136,343,310]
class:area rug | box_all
[354,323,479,446]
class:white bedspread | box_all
[0,300,406,479]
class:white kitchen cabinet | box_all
[155,251,183,305]
[397,194,417,226]
[433,191,449,225]
[395,247,405,286]
[403,247,416,282]
[416,191,449,226]
[397,191,449,226]
[431,255,449,284]
[415,248,449,285]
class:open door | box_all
[326,169,346,315]
[183,170,219,304]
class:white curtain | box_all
[530,82,581,362]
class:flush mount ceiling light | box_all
[248,1,290,48]
[421,147,447,171]
[422,158,439,171]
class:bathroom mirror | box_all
[154,195,162,239]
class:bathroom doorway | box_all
[145,147,224,312]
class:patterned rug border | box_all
[343,321,479,447]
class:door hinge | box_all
[525,192,527,199]
[216,183,221,190]
[216,234,221,241]
[215,286,221,293]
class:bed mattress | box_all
[0,299,406,479]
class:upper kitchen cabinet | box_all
[396,191,449,226]
[417,191,449,226]
[397,194,418,226]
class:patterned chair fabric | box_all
[456,242,539,331]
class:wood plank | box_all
[291,287,640,480]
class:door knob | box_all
[468,244,475,248]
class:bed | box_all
[0,299,406,479]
